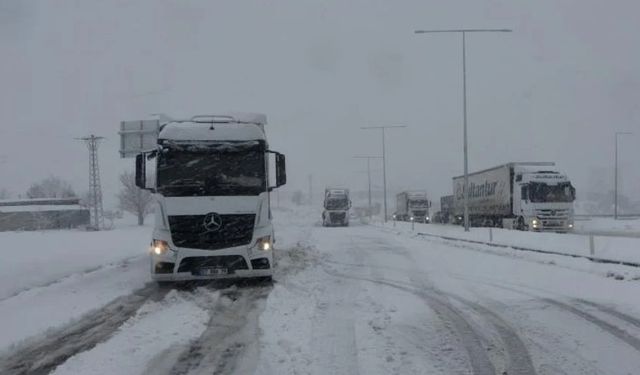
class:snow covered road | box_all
[2,210,640,374]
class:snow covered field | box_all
[1,208,640,374]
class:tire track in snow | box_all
[321,266,500,375]
[575,299,640,330]
[540,298,640,352]
[474,280,640,354]
[324,233,537,375]
[166,284,272,375]
[0,283,168,375]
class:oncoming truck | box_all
[453,162,575,232]
[394,191,431,223]
[119,113,286,283]
[322,188,351,227]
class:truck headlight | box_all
[254,236,272,251]
[151,239,170,255]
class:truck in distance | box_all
[394,191,431,223]
[120,113,286,283]
[434,195,454,224]
[322,188,351,227]
[452,162,575,232]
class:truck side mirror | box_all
[135,154,146,189]
[275,153,287,187]
[136,152,156,192]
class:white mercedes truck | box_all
[394,191,431,223]
[322,188,351,227]
[119,113,286,282]
[452,162,575,232]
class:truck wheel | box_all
[517,217,526,231]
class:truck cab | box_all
[512,166,575,232]
[322,188,351,227]
[121,113,286,282]
[395,191,431,223]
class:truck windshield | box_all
[157,141,266,196]
[409,199,429,208]
[529,182,575,203]
[325,198,349,210]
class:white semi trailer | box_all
[120,113,286,283]
[394,191,431,223]
[453,162,575,232]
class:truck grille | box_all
[168,214,255,250]
[178,255,249,273]
[330,212,346,221]
[535,209,570,219]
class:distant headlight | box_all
[568,223,574,229]
[254,235,272,251]
[151,239,170,255]
[410,216,415,221]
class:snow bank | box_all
[574,217,640,235]
[0,224,151,300]
[383,221,640,265]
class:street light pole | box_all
[615,131,633,219]
[414,28,511,232]
[361,126,406,222]
[354,155,382,221]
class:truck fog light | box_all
[151,239,170,255]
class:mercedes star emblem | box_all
[203,212,223,232]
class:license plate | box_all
[198,267,228,276]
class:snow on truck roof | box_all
[159,115,267,142]
[453,162,557,179]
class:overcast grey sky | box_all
[1,0,638,208]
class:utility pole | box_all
[77,135,105,230]
[354,155,382,220]
[414,28,511,231]
[361,126,406,222]
[614,131,633,219]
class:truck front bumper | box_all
[150,245,274,281]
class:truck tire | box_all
[517,217,526,231]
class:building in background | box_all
[0,198,90,231]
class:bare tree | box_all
[26,176,76,199]
[117,171,153,225]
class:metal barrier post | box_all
[489,228,493,243]
[589,235,595,256]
